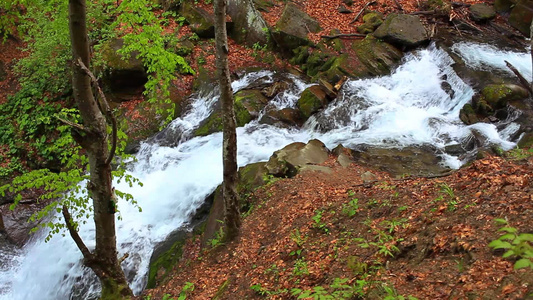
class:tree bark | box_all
[68,0,133,297]
[214,0,241,240]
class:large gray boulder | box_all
[373,14,429,48]
[179,1,215,38]
[272,3,321,52]
[228,0,271,46]
[469,4,496,22]
[509,0,533,36]
[265,139,330,177]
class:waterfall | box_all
[0,42,529,299]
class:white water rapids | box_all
[0,43,530,299]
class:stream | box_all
[0,42,530,299]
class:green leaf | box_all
[502,250,515,258]
[514,258,532,269]
[489,240,512,249]
[494,218,508,225]
[498,227,518,233]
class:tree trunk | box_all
[530,20,532,92]
[214,0,241,240]
[67,0,133,298]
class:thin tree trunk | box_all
[214,0,241,240]
[530,20,533,92]
[67,0,133,297]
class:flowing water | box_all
[0,43,530,299]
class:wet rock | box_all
[480,84,529,109]
[509,0,533,36]
[99,39,147,101]
[350,36,403,77]
[234,89,270,119]
[459,103,480,125]
[272,3,321,52]
[266,139,330,178]
[351,144,450,177]
[147,197,212,288]
[194,89,267,136]
[1,203,42,246]
[123,140,141,155]
[261,80,289,98]
[179,1,215,38]
[469,4,496,22]
[260,107,304,127]
[297,85,329,119]
[373,14,429,48]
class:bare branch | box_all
[350,1,376,24]
[62,205,93,260]
[505,60,533,95]
[76,58,118,166]
[56,117,89,133]
[119,253,129,263]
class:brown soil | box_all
[142,152,532,299]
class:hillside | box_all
[142,150,532,299]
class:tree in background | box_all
[214,0,241,240]
[66,0,132,297]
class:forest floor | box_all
[143,150,532,299]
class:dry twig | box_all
[350,1,376,24]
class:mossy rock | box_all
[359,11,384,32]
[297,85,328,119]
[237,162,268,194]
[173,39,194,57]
[459,103,480,125]
[351,36,403,77]
[290,46,311,65]
[481,84,529,109]
[517,132,533,148]
[265,139,330,178]
[147,234,186,289]
[272,3,321,51]
[99,39,147,97]
[324,29,344,52]
[373,14,429,48]
[234,89,269,118]
[179,1,215,38]
[194,90,266,136]
[304,50,331,77]
[469,4,496,22]
[357,23,376,34]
